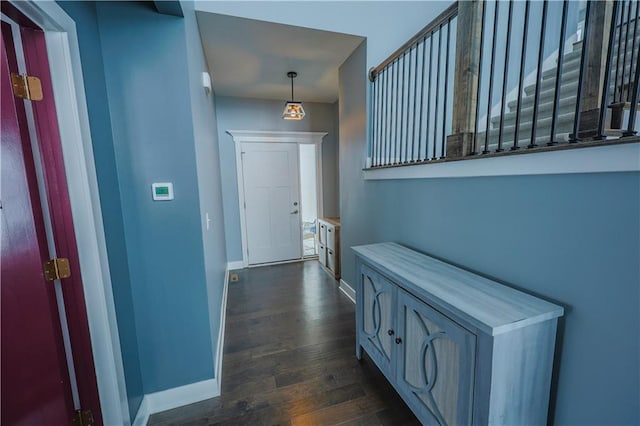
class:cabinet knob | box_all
[387,329,394,336]
[395,337,402,344]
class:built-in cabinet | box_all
[354,243,564,425]
[318,217,340,279]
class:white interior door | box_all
[241,142,301,264]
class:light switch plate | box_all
[152,182,174,201]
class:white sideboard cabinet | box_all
[353,242,564,425]
[318,217,340,279]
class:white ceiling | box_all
[195,11,364,103]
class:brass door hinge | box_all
[11,72,43,101]
[71,409,94,426]
[43,258,71,281]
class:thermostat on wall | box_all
[152,182,174,201]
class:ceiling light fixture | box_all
[282,71,305,120]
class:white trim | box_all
[364,142,640,180]
[227,130,328,267]
[215,267,229,396]
[132,379,219,426]
[9,2,129,425]
[227,260,245,270]
[227,130,327,144]
[339,279,356,304]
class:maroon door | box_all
[1,10,102,425]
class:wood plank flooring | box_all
[148,261,418,426]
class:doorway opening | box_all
[228,130,326,267]
[299,143,318,257]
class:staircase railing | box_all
[367,0,639,169]
[367,3,457,167]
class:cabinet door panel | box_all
[359,265,395,373]
[397,290,476,426]
[318,243,326,266]
[326,224,336,249]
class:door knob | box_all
[291,210,299,214]
[387,329,395,336]
[395,337,402,344]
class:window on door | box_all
[299,144,318,257]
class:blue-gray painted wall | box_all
[181,0,228,369]
[215,96,340,262]
[59,2,227,421]
[57,2,144,420]
[95,1,214,394]
[339,37,639,426]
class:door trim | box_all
[227,130,327,268]
[7,2,129,424]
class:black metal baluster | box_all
[399,52,406,164]
[418,36,427,162]
[380,67,390,166]
[392,60,399,164]
[441,19,451,159]
[484,0,500,154]
[426,34,434,160]
[595,1,621,140]
[395,58,402,164]
[433,27,442,160]
[548,0,569,145]
[622,0,633,101]
[375,70,383,165]
[628,1,639,103]
[497,0,514,152]
[411,43,418,162]
[388,62,395,164]
[615,1,626,103]
[383,68,390,165]
[623,44,640,136]
[530,0,548,148]
[513,0,531,151]
[472,0,487,155]
[371,76,378,166]
[569,1,592,143]
[403,50,410,163]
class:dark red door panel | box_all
[1,22,74,425]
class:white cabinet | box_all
[354,242,564,425]
[317,218,340,279]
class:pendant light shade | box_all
[282,71,305,120]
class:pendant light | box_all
[282,71,305,120]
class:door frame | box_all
[6,2,129,424]
[227,130,327,268]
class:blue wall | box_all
[215,96,340,262]
[57,2,144,420]
[95,1,214,394]
[181,0,228,371]
[339,38,640,426]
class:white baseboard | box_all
[132,378,219,426]
[339,279,356,304]
[215,266,229,391]
[132,269,230,426]
[227,260,244,270]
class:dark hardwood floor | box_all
[148,260,418,425]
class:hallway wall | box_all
[59,1,227,422]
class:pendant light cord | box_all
[290,75,294,102]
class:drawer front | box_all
[357,264,396,377]
[319,222,327,244]
[318,243,326,266]
[326,224,336,249]
[327,248,336,273]
[396,288,476,426]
